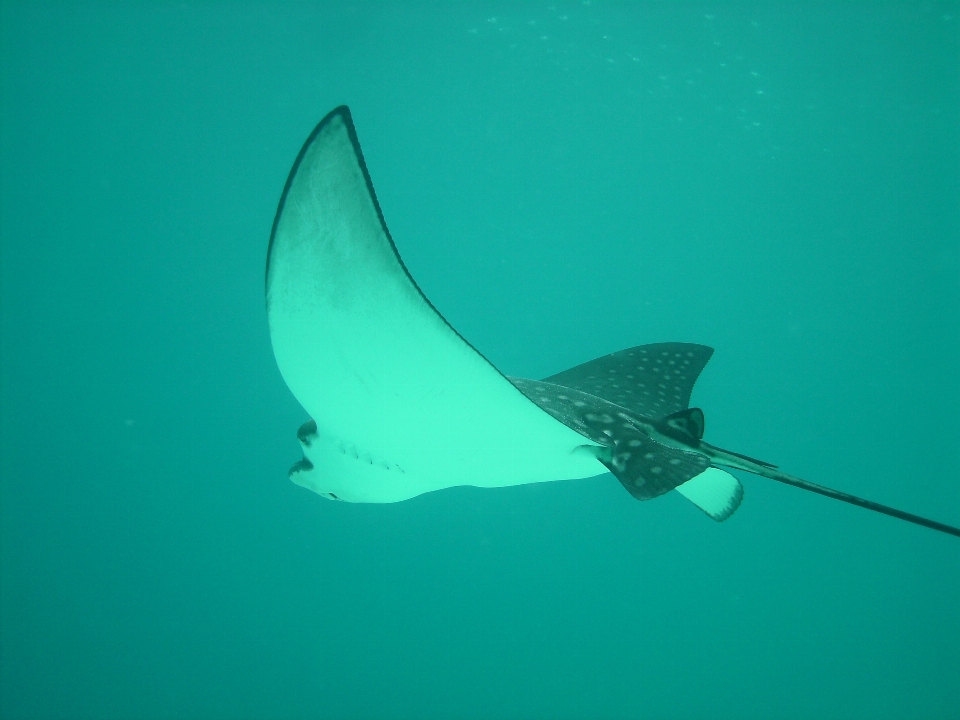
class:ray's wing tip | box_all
[266,104,357,294]
[306,104,354,142]
[312,105,355,144]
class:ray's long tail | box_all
[700,442,960,539]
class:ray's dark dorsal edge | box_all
[265,105,960,539]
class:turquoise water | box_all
[2,3,958,718]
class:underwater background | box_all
[2,2,958,718]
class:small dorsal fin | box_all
[664,407,705,440]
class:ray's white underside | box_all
[266,107,740,514]
[266,109,606,502]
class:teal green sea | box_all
[2,3,958,718]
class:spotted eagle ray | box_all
[266,106,959,538]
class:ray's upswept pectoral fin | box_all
[266,107,605,502]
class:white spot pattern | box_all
[541,342,713,420]
[507,366,710,501]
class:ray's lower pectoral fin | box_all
[675,468,744,522]
[603,432,711,502]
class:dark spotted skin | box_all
[515,346,960,538]
[509,377,709,500]
[543,342,714,420]
[513,342,715,500]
